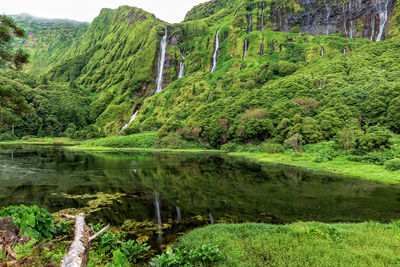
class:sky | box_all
[1,0,209,23]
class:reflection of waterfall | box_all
[376,0,390,41]
[325,3,330,35]
[209,213,214,225]
[320,47,324,56]
[156,28,168,93]
[120,109,139,133]
[371,16,376,41]
[176,206,182,222]
[260,2,265,30]
[246,14,252,34]
[211,29,220,73]
[154,192,163,248]
[242,39,249,60]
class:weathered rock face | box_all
[269,0,396,41]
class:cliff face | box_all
[269,0,396,41]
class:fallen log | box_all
[60,213,109,267]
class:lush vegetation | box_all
[175,222,400,266]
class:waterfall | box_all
[371,16,376,41]
[260,2,265,30]
[176,206,182,223]
[260,38,264,57]
[155,28,168,93]
[211,29,220,73]
[376,0,390,41]
[209,213,214,225]
[247,15,253,34]
[243,39,249,60]
[325,3,331,35]
[178,62,185,78]
[120,109,139,133]
[343,2,347,37]
[342,48,347,54]
[271,40,275,51]
[348,0,353,38]
[154,192,163,248]
[320,47,324,56]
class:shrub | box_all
[0,205,56,241]
[221,142,239,152]
[261,142,285,153]
[150,245,224,267]
[0,132,17,141]
[155,133,186,149]
[385,159,400,171]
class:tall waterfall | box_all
[376,0,390,41]
[155,28,168,93]
[154,192,163,248]
[325,3,331,35]
[320,47,324,56]
[120,109,139,133]
[246,15,253,34]
[243,39,249,60]
[371,16,376,40]
[211,29,220,73]
[261,2,266,31]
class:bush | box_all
[347,150,398,165]
[385,159,400,171]
[221,142,239,152]
[86,132,156,148]
[0,132,17,141]
[150,245,224,267]
[261,142,285,153]
[356,126,392,152]
[0,205,56,241]
[155,133,186,149]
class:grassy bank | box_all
[229,152,400,185]
[0,137,81,146]
[174,222,400,266]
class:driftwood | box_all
[0,217,29,260]
[60,213,109,267]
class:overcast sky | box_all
[2,0,209,23]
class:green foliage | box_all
[356,126,393,152]
[385,158,400,171]
[89,223,149,265]
[150,245,224,267]
[0,205,56,242]
[0,15,28,69]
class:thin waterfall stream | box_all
[376,0,390,41]
[211,29,220,73]
[155,28,168,93]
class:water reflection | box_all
[154,191,163,249]
[1,145,400,249]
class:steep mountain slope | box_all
[6,0,400,146]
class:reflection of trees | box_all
[1,147,400,224]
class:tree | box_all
[0,15,29,69]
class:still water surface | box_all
[1,145,400,249]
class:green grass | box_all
[176,222,400,266]
[229,152,400,185]
[85,131,157,148]
[0,137,80,146]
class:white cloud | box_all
[1,0,209,23]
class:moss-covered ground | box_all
[175,222,400,266]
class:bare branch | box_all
[89,224,110,242]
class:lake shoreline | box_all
[1,138,399,185]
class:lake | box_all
[1,145,400,250]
